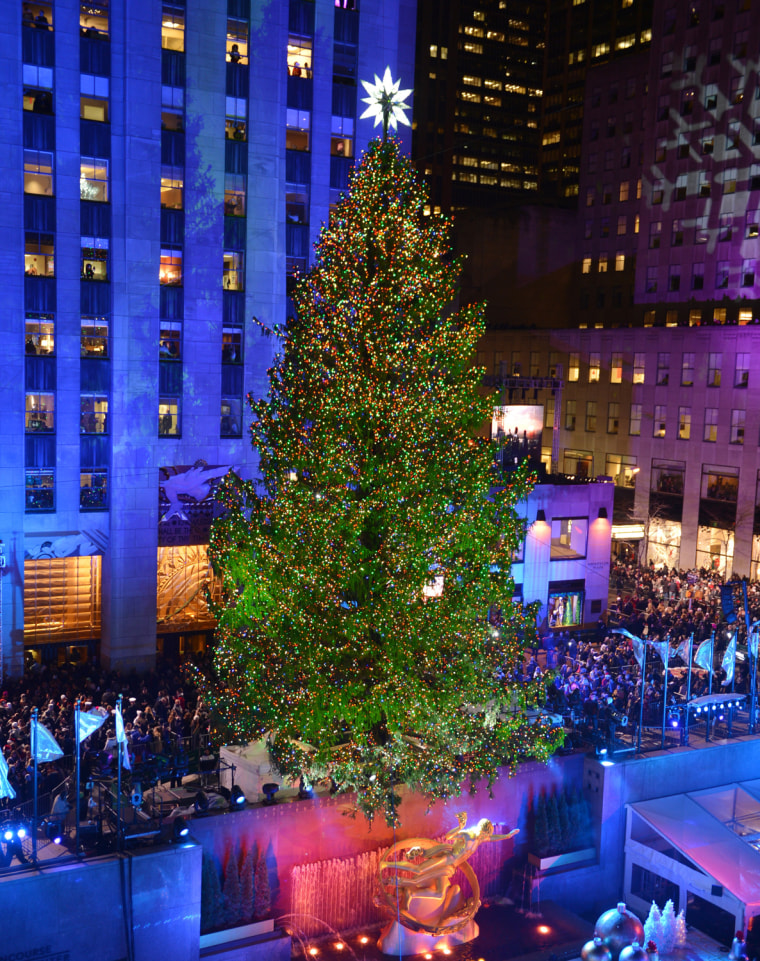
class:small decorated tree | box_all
[240,847,256,924]
[659,900,677,955]
[223,847,243,929]
[534,793,550,856]
[201,850,225,933]
[674,909,687,947]
[254,849,271,920]
[546,793,562,855]
[644,902,662,949]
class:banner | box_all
[115,703,131,771]
[0,750,16,800]
[694,637,714,672]
[76,706,108,744]
[31,717,64,763]
[721,634,737,687]
[611,626,645,670]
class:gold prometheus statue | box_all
[375,813,518,954]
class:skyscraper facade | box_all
[0,0,415,677]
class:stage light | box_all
[16,826,26,839]
[173,816,189,841]
[230,785,246,807]
[308,947,318,956]
[194,791,209,814]
[334,943,344,951]
[696,707,701,714]
[359,936,369,944]
[719,714,724,721]
[3,828,13,841]
[538,925,551,934]
[262,783,279,806]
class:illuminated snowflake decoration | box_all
[360,67,412,137]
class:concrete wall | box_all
[0,842,202,961]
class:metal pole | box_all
[750,620,760,736]
[706,631,714,743]
[638,645,646,755]
[684,633,694,746]
[116,695,122,853]
[75,701,81,855]
[661,650,668,750]
[31,709,38,863]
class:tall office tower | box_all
[540,0,652,201]
[0,0,415,677]
[413,0,545,213]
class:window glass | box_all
[81,317,108,356]
[80,94,108,122]
[226,96,247,140]
[224,173,246,216]
[24,149,54,196]
[26,314,55,355]
[286,187,309,224]
[702,470,738,501]
[160,247,182,285]
[161,166,183,209]
[23,65,54,112]
[25,232,54,277]
[730,409,745,445]
[588,352,600,382]
[80,470,108,510]
[80,394,108,433]
[26,470,54,511]
[221,397,243,437]
[26,392,55,432]
[736,353,750,387]
[568,352,579,381]
[287,38,312,77]
[159,398,180,436]
[630,403,642,435]
[223,251,244,290]
[227,17,248,63]
[331,115,354,157]
[550,518,588,559]
[80,158,109,202]
[222,327,242,363]
[161,4,185,51]
[160,321,181,360]
[708,352,722,386]
[81,238,109,280]
[703,408,718,442]
[681,353,695,386]
[653,404,666,437]
[286,109,311,151]
[26,5,53,29]
[79,1,109,36]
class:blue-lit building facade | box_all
[0,0,415,677]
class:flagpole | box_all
[32,708,38,863]
[706,631,714,743]
[661,646,668,750]
[75,700,81,855]
[751,619,760,736]
[638,644,645,754]
[116,695,123,853]
[684,633,694,746]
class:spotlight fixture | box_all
[172,816,190,841]
[261,783,280,806]
[230,785,246,807]
[194,790,210,814]
[535,509,546,523]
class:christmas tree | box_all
[254,849,271,920]
[644,902,662,950]
[659,899,677,954]
[240,848,255,924]
[222,845,243,929]
[201,850,225,933]
[207,135,561,823]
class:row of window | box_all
[563,399,746,444]
[489,349,750,388]
[26,470,108,512]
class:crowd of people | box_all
[0,654,213,807]
[531,562,760,739]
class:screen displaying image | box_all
[547,589,583,629]
[492,405,543,472]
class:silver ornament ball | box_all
[594,903,645,961]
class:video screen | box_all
[547,589,584,629]
[492,405,543,472]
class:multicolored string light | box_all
[205,139,561,825]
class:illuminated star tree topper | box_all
[360,66,412,140]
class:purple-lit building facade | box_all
[480,0,760,578]
[0,0,415,679]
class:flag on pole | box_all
[611,626,645,670]
[650,640,670,665]
[673,638,689,663]
[114,703,131,771]
[694,637,714,671]
[76,706,108,744]
[31,717,64,763]
[722,634,737,686]
[750,628,760,661]
[0,750,16,800]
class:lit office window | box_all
[80,157,109,202]
[161,3,185,51]
[81,317,108,356]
